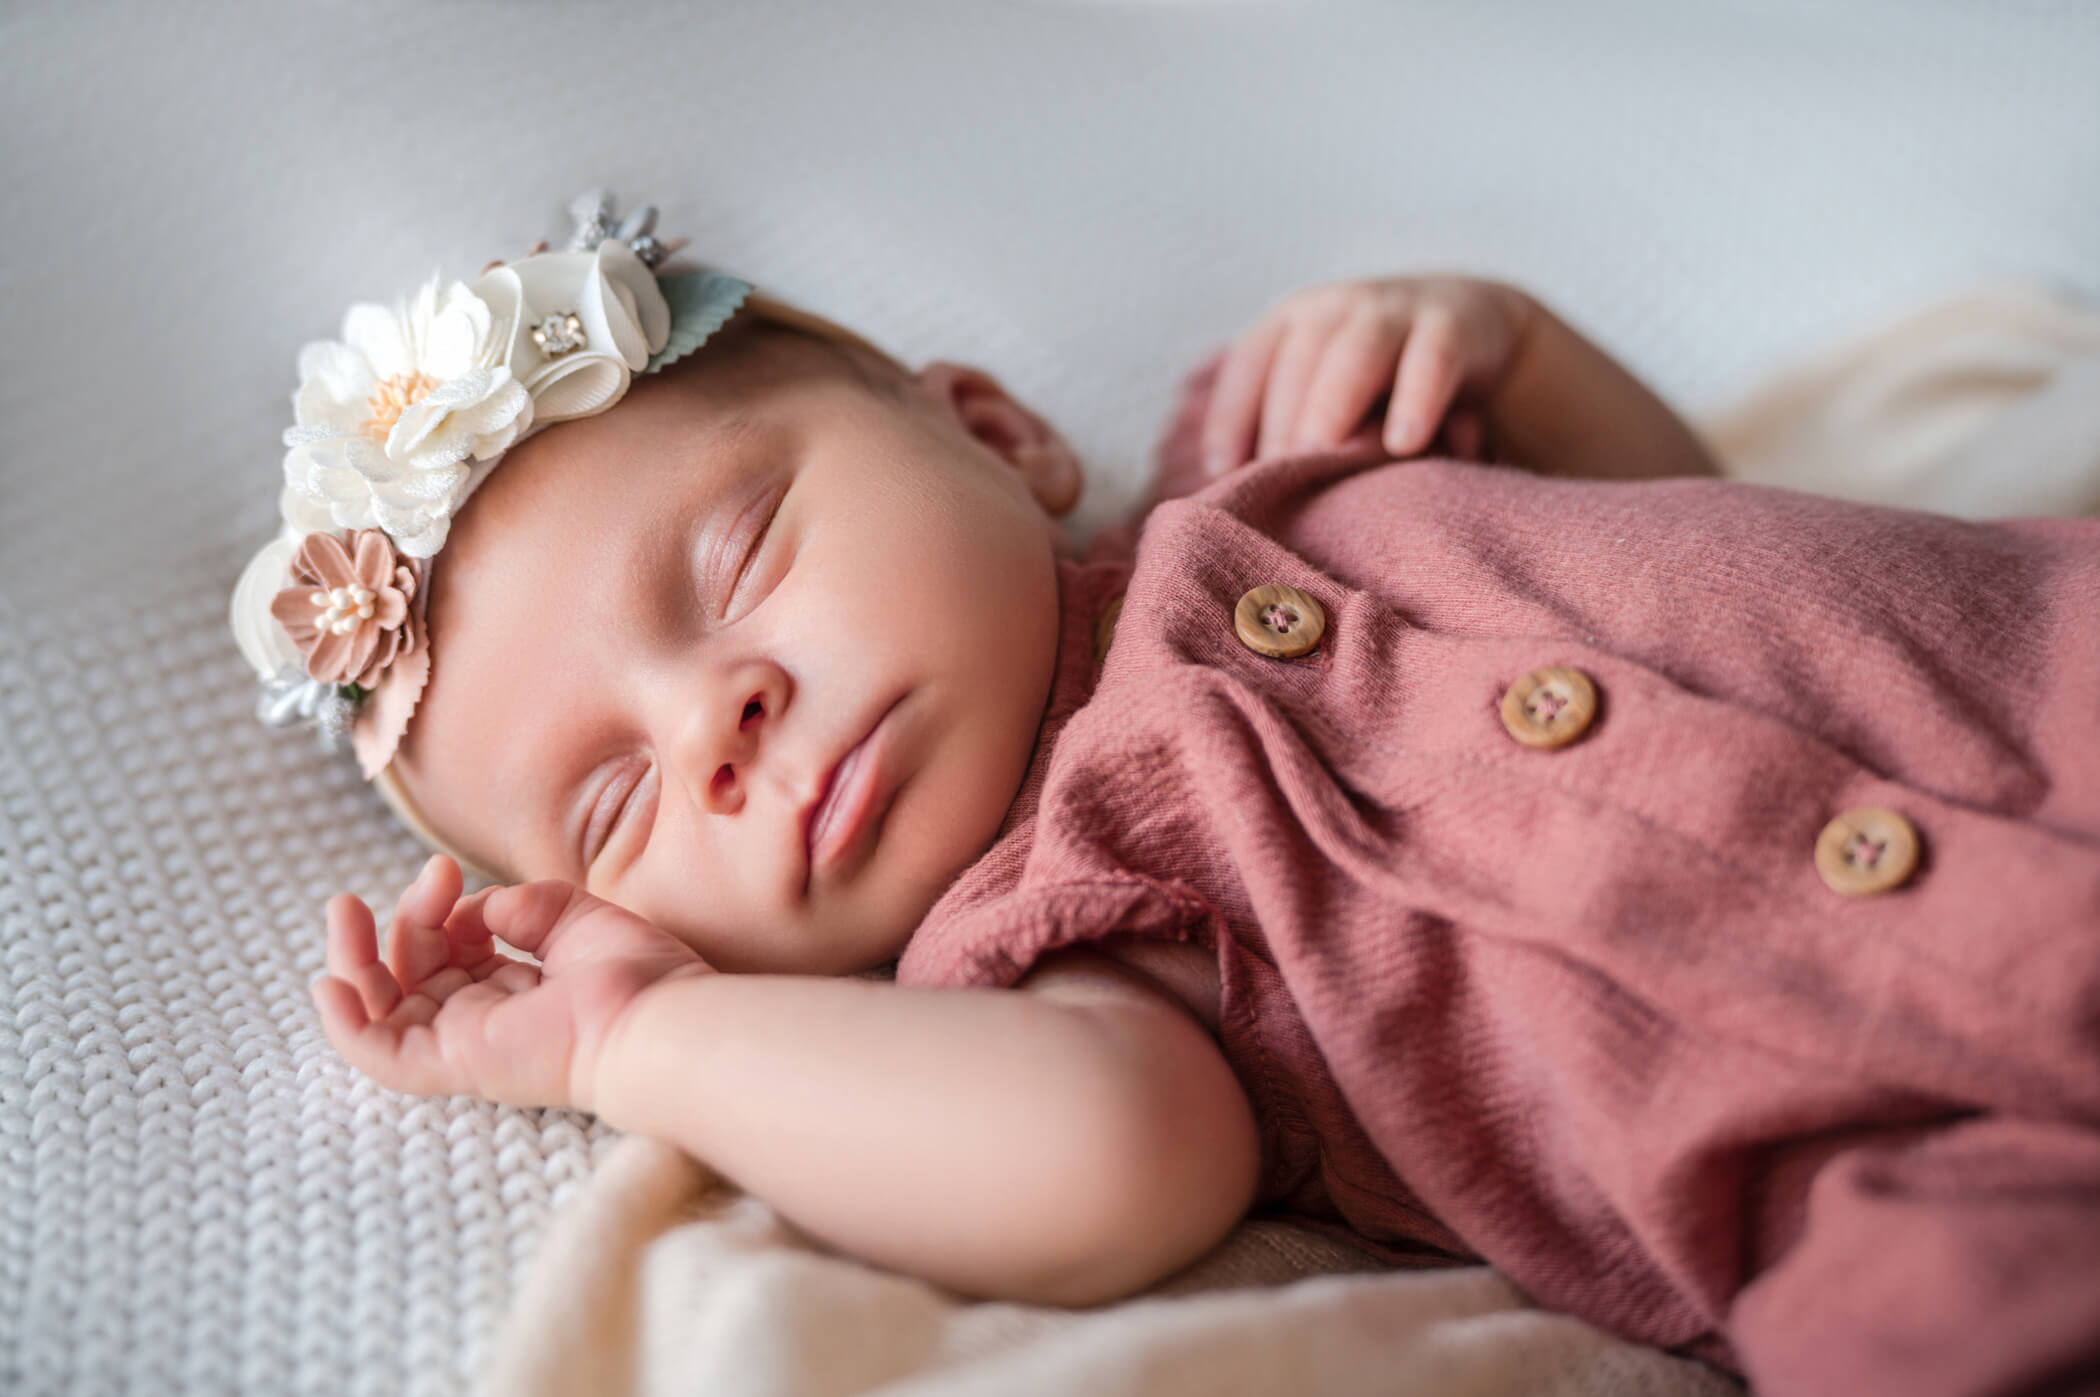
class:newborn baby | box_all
[278,247,2099,1397]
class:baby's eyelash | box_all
[583,760,648,866]
[724,482,786,617]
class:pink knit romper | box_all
[897,360,2100,1397]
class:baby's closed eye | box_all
[582,754,656,869]
[722,477,788,620]
[701,473,790,623]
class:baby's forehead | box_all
[432,325,916,644]
[466,392,764,534]
[483,333,908,525]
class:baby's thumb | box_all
[472,880,594,957]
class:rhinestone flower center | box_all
[360,372,439,443]
[531,310,587,358]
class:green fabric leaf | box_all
[646,272,754,374]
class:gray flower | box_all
[567,189,669,267]
[256,666,363,755]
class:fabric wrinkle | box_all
[896,365,2100,1393]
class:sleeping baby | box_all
[231,195,2100,1397]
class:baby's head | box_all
[233,197,1084,975]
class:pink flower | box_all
[269,529,425,688]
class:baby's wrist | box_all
[575,965,715,1122]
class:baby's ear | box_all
[915,361,1083,517]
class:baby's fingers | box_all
[386,855,463,988]
[325,893,404,1021]
[1385,307,1464,456]
[1292,307,1404,451]
[310,977,483,1098]
[1256,314,1345,462]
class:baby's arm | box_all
[594,946,1260,1305]
[1200,276,1719,482]
[313,857,1259,1307]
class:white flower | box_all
[281,275,532,558]
[473,239,671,427]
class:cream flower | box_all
[472,238,671,427]
[281,275,532,557]
[230,532,308,681]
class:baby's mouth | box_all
[802,697,903,887]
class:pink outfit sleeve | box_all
[1728,1118,2100,1397]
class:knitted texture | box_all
[0,564,622,1396]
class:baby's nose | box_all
[709,696,769,806]
[692,691,768,816]
[676,658,792,817]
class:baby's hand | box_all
[1200,276,1536,476]
[311,855,711,1113]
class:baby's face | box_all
[392,333,1073,974]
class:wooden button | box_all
[1814,807,1919,896]
[1499,667,1598,749]
[1234,584,1325,659]
[1093,595,1124,663]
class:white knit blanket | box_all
[3,4,2096,1394]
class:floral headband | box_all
[229,192,751,780]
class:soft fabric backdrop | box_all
[2,2,2095,1393]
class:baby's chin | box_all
[809,809,987,973]
[870,718,1046,950]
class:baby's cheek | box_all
[869,740,1010,936]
